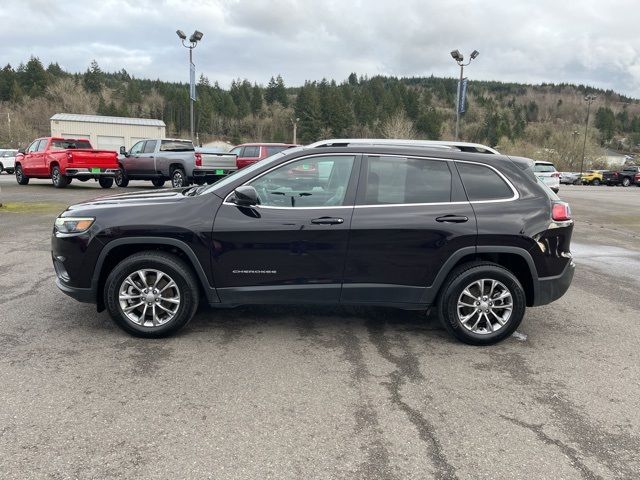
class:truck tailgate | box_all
[200,153,237,170]
[69,149,118,168]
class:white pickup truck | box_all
[116,139,237,188]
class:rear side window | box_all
[266,146,289,156]
[457,163,514,201]
[243,146,260,157]
[362,156,452,205]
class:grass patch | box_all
[0,202,68,214]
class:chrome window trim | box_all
[222,153,358,208]
[222,152,520,210]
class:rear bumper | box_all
[532,259,575,306]
[66,168,117,178]
[192,168,237,179]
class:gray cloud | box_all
[0,0,639,97]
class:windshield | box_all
[533,163,556,173]
[198,146,307,195]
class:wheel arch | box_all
[422,246,538,307]
[92,237,219,311]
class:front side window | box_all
[143,140,157,153]
[457,162,514,201]
[36,139,48,152]
[27,140,40,153]
[362,156,452,205]
[130,141,144,155]
[249,155,355,207]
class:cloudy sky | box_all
[1,0,639,97]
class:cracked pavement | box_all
[1,177,639,479]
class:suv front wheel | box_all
[438,262,526,345]
[104,251,199,337]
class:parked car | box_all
[15,137,118,188]
[635,172,640,186]
[602,165,640,187]
[0,149,18,174]
[116,139,237,188]
[532,161,560,193]
[580,169,607,186]
[230,143,298,170]
[52,143,574,345]
[560,172,581,185]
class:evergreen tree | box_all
[22,57,48,97]
[265,76,277,104]
[594,107,616,141]
[83,60,103,94]
[250,84,263,116]
[295,81,322,143]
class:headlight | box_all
[54,217,95,234]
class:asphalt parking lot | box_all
[1,176,639,479]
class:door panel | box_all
[211,154,359,304]
[342,155,477,304]
[124,141,146,175]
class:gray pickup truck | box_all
[115,138,237,188]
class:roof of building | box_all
[50,113,165,127]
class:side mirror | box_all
[232,185,258,206]
[119,146,128,156]
[18,148,25,154]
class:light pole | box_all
[291,117,299,144]
[450,49,479,140]
[580,95,597,175]
[571,130,580,169]
[176,29,203,142]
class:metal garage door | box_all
[97,135,125,153]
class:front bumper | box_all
[66,168,117,178]
[533,259,575,306]
[55,277,95,303]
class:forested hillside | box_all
[1,57,639,170]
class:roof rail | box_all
[307,138,500,154]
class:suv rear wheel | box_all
[104,251,199,338]
[438,262,526,345]
[622,177,631,187]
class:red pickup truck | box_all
[15,137,118,188]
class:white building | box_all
[50,113,166,151]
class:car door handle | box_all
[311,217,344,225]
[436,215,469,223]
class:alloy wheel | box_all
[172,170,184,187]
[456,279,513,334]
[118,269,181,327]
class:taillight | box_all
[194,152,202,167]
[552,172,560,178]
[552,202,571,221]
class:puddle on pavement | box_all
[571,242,640,284]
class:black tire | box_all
[592,179,600,186]
[15,165,29,185]
[171,168,189,188]
[193,178,206,186]
[622,177,631,187]
[0,163,3,173]
[99,177,114,189]
[104,251,200,338]
[51,166,69,188]
[438,262,526,346]
[114,168,129,187]
[151,178,166,188]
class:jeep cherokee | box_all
[52,144,575,345]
